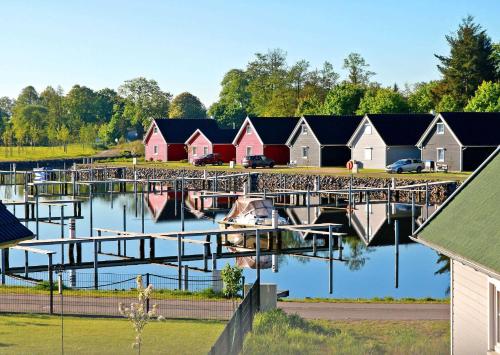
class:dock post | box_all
[60,206,65,264]
[348,180,352,227]
[181,177,185,232]
[387,186,391,224]
[93,237,98,290]
[394,219,399,288]
[123,204,127,256]
[312,233,317,256]
[24,175,29,220]
[177,234,182,289]
[328,225,333,294]
[366,192,370,240]
[69,218,75,264]
[24,250,29,277]
[35,187,39,240]
[48,253,53,314]
[89,188,93,237]
[306,188,311,224]
[1,249,6,285]
[203,235,210,271]
[211,251,217,271]
[339,235,343,260]
[141,189,145,233]
[411,192,416,234]
[184,265,189,291]
[110,181,114,208]
[425,182,429,220]
[255,228,261,281]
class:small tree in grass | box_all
[118,275,164,354]
[221,263,243,310]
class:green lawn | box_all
[242,309,449,355]
[0,313,224,355]
[0,144,97,162]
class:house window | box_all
[302,146,309,159]
[246,146,252,156]
[153,145,158,155]
[489,279,500,352]
[436,122,444,135]
[364,148,372,160]
[437,148,445,162]
[192,146,197,156]
[301,124,308,135]
[364,124,372,135]
[246,125,252,135]
[153,126,158,134]
[203,146,209,155]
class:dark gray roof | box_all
[249,117,299,144]
[367,114,434,145]
[201,128,238,144]
[439,112,500,146]
[0,202,34,247]
[153,118,219,144]
[303,115,363,145]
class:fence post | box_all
[241,276,245,298]
[146,273,150,313]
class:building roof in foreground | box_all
[412,146,500,277]
[0,202,34,248]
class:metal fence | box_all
[0,271,237,320]
[209,278,260,355]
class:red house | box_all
[185,128,237,163]
[143,118,218,161]
[232,117,299,165]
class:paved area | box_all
[279,301,450,320]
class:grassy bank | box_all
[0,144,97,162]
[281,296,450,304]
[242,309,449,355]
[0,313,224,354]
[95,159,470,181]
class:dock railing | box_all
[208,277,260,355]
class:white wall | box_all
[452,260,489,355]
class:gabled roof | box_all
[348,114,434,146]
[287,115,363,146]
[417,112,500,147]
[146,118,219,144]
[185,128,238,145]
[412,147,500,278]
[233,117,299,145]
[0,202,34,248]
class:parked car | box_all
[192,153,223,166]
[242,155,275,169]
[386,159,425,174]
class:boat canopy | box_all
[224,198,274,220]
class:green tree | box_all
[436,94,461,112]
[343,53,375,85]
[208,101,246,128]
[64,85,100,131]
[79,123,97,149]
[40,86,65,145]
[295,96,323,116]
[221,263,243,310]
[407,81,441,113]
[169,92,207,118]
[118,77,171,134]
[322,83,366,115]
[435,16,498,107]
[356,87,409,114]
[464,81,500,112]
[11,105,48,146]
[16,86,40,106]
[56,125,70,152]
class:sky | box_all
[0,0,499,107]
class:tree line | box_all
[0,16,498,149]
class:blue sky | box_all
[0,0,499,106]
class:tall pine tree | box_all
[435,16,497,108]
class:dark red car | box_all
[192,153,223,166]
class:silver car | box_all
[386,159,425,174]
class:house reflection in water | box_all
[146,192,199,222]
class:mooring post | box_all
[184,265,189,291]
[348,180,352,227]
[93,237,98,290]
[48,253,53,314]
[339,235,343,260]
[123,204,127,256]
[255,228,261,281]
[328,225,333,294]
[69,218,75,264]
[425,182,429,221]
[306,188,311,224]
[394,219,399,289]
[24,250,29,277]
[177,234,182,289]
[60,206,65,264]
[211,251,217,271]
[366,191,370,240]
[1,249,7,285]
[181,177,185,232]
[411,191,416,234]
[141,188,145,233]
[203,235,210,271]
[89,188,93,237]
[35,186,39,240]
[387,185,391,225]
[312,233,317,256]
[110,181,114,208]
